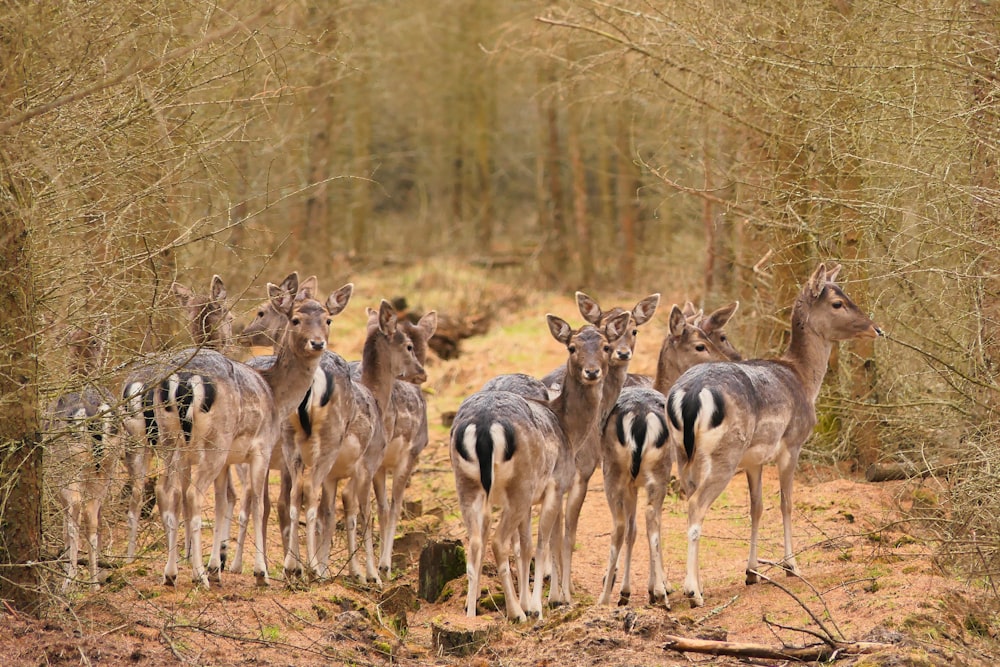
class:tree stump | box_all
[430,618,499,657]
[418,540,465,602]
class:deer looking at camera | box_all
[666,263,881,607]
[451,311,630,622]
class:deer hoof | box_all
[254,571,269,588]
[163,573,177,587]
[618,591,631,607]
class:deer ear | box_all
[172,282,192,306]
[681,300,698,320]
[326,283,354,317]
[825,263,842,284]
[632,293,660,326]
[267,281,296,316]
[547,314,573,345]
[701,301,739,333]
[297,275,319,301]
[378,300,398,335]
[210,275,227,303]
[604,311,631,341]
[277,272,299,298]
[668,305,686,337]
[806,263,828,298]
[576,292,603,325]
[418,310,438,338]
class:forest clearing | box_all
[4,2,1000,665]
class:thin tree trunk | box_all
[567,97,592,286]
[0,146,43,614]
[616,109,637,289]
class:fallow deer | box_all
[597,304,739,607]
[152,272,338,588]
[122,275,234,563]
[450,311,630,622]
[49,326,122,590]
[371,312,438,580]
[666,263,881,607]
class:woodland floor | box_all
[4,271,998,666]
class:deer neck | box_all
[260,337,322,422]
[551,369,603,449]
[652,342,682,395]
[600,361,629,426]
[781,313,834,405]
[359,334,394,414]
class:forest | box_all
[1,1,999,664]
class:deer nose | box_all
[584,368,602,382]
[616,350,632,361]
[310,339,327,351]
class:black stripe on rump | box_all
[200,377,216,413]
[680,387,725,460]
[319,368,334,407]
[142,387,158,447]
[174,374,196,441]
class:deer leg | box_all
[619,486,639,606]
[597,480,627,606]
[229,465,249,573]
[560,469,591,599]
[125,446,150,563]
[646,478,670,607]
[62,489,80,591]
[531,485,561,618]
[460,491,488,618]
[248,449,270,587]
[778,453,800,576]
[315,479,338,580]
[206,470,230,584]
[372,466,391,579]
[491,503,527,623]
[516,512,533,615]
[352,470,381,586]
[745,465,764,585]
[156,456,181,587]
[84,496,102,590]
[684,472,730,608]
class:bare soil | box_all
[4,281,998,666]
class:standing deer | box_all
[122,275,234,563]
[666,263,881,607]
[451,311,630,622]
[534,292,659,601]
[49,326,122,590]
[371,311,438,580]
[152,272,338,588]
[597,304,740,607]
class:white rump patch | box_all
[645,412,665,446]
[489,423,507,461]
[622,412,638,452]
[461,424,479,462]
[187,375,206,422]
[310,367,328,408]
[124,382,144,414]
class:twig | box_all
[694,594,739,626]
[748,570,839,644]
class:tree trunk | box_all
[0,154,43,615]
[616,108,638,289]
[567,96,592,286]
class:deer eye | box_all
[291,317,301,326]
[257,310,264,318]
[720,334,727,342]
[568,345,577,353]
[407,343,414,352]
[695,343,706,352]
[603,345,612,353]
[832,301,844,309]
[632,329,638,337]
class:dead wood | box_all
[662,635,894,661]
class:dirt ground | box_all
[4,281,998,666]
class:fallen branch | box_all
[663,634,893,661]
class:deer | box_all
[48,325,123,590]
[531,292,660,601]
[241,296,425,584]
[122,275,235,564]
[151,272,341,588]
[597,304,740,607]
[665,263,882,607]
[450,311,630,622]
[370,312,438,580]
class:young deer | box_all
[152,272,338,588]
[451,312,630,622]
[538,292,659,601]
[122,275,235,563]
[49,326,122,590]
[224,278,352,574]
[597,304,739,607]
[666,263,881,607]
[256,298,424,584]
[372,312,438,580]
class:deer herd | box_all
[48,262,881,621]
